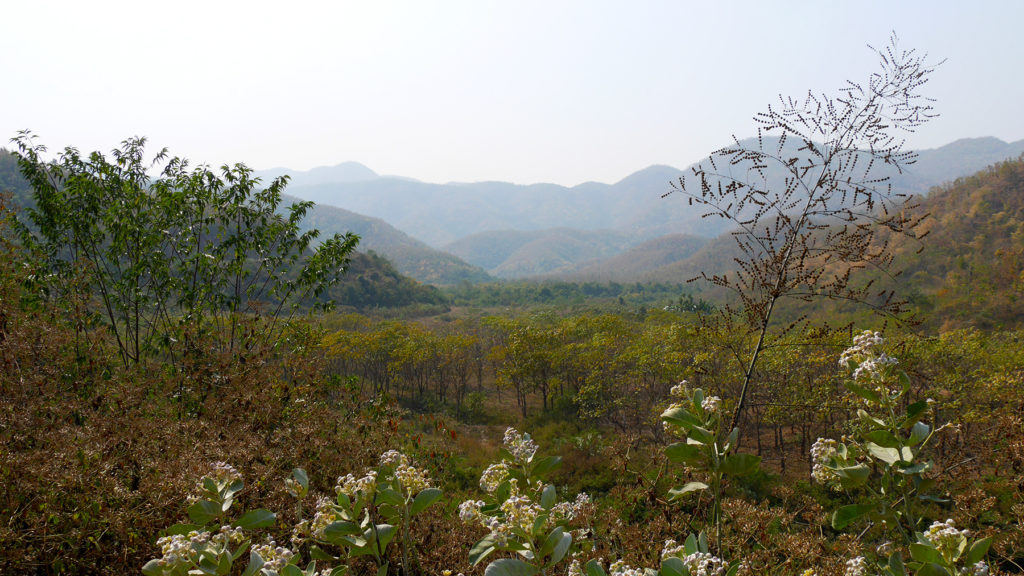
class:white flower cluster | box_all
[379,450,432,495]
[839,330,900,400]
[251,539,294,572]
[192,462,242,500]
[551,492,591,523]
[660,540,727,576]
[309,496,343,539]
[924,519,968,558]
[609,560,645,576]
[504,428,539,464]
[810,438,840,484]
[500,483,543,533]
[661,539,686,560]
[680,552,727,576]
[152,533,193,570]
[480,461,510,493]
[151,527,245,571]
[458,499,486,523]
[335,470,378,500]
[701,396,721,414]
[844,556,867,576]
[670,381,690,399]
[567,559,585,576]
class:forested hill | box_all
[893,155,1024,329]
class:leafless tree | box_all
[666,34,942,432]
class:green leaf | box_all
[865,442,902,465]
[687,425,715,445]
[832,503,874,530]
[661,406,700,429]
[236,508,276,530]
[410,488,442,515]
[908,422,930,447]
[966,537,992,565]
[292,468,309,491]
[540,526,564,556]
[684,533,698,555]
[888,552,907,576]
[322,521,362,546]
[835,463,870,489]
[281,565,304,576]
[584,559,607,576]
[549,531,572,566]
[725,427,739,451]
[470,536,498,566]
[668,482,709,500]
[165,523,202,536]
[720,453,760,477]
[187,499,222,525]
[485,559,539,576]
[896,462,930,475]
[915,563,951,576]
[530,456,562,479]
[660,558,687,576]
[864,429,902,448]
[910,543,943,565]
[904,401,927,426]
[857,409,887,427]
[141,559,165,576]
[540,484,557,510]
[241,551,265,576]
[665,443,705,466]
[845,382,880,404]
[375,487,404,507]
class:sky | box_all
[2,0,1023,187]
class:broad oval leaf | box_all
[485,558,539,576]
[410,488,442,516]
[660,557,687,576]
[236,508,276,530]
[665,443,705,466]
[832,503,874,530]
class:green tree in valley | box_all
[11,132,359,369]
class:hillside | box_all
[893,155,1024,329]
[443,228,643,278]
[297,199,491,285]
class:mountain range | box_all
[266,136,1024,284]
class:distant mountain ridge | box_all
[269,137,1024,279]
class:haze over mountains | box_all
[261,137,1024,284]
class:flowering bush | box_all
[811,331,946,537]
[142,462,277,576]
[294,450,442,576]
[460,428,592,576]
[661,382,760,548]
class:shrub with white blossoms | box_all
[813,332,993,576]
[142,462,279,576]
[811,331,947,537]
[579,532,739,576]
[293,451,442,576]
[661,382,759,550]
[461,428,592,576]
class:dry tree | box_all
[665,34,942,432]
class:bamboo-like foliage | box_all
[665,34,941,430]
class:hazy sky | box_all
[3,0,1022,186]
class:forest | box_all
[2,39,1024,576]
